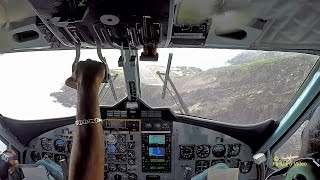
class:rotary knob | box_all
[145,123,152,130]
[154,123,161,130]
[128,173,138,180]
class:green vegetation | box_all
[51,51,318,125]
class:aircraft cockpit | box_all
[0,0,319,180]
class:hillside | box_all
[50,52,318,125]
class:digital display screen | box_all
[150,166,165,169]
[149,147,165,157]
[149,135,165,144]
[150,159,165,163]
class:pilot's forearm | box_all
[69,82,104,180]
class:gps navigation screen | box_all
[149,147,165,157]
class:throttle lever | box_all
[59,159,69,180]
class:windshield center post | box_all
[119,48,141,111]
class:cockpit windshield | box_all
[0,49,317,123]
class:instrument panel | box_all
[26,111,256,180]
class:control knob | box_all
[154,123,161,130]
[128,173,138,180]
[145,123,152,130]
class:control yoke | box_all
[70,43,118,101]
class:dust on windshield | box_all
[0,49,317,123]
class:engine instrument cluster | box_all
[26,110,256,180]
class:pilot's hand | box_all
[66,59,106,90]
[0,150,19,180]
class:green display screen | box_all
[150,159,165,163]
[149,135,165,144]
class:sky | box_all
[0,48,242,120]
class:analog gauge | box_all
[128,150,135,158]
[212,144,226,158]
[117,154,127,164]
[40,138,53,151]
[240,161,253,174]
[42,152,53,160]
[54,139,66,152]
[67,141,72,153]
[195,160,210,174]
[108,154,117,163]
[128,173,138,180]
[117,164,127,172]
[116,143,126,153]
[227,159,240,168]
[127,142,135,149]
[211,159,225,166]
[30,151,41,162]
[107,144,117,154]
[227,144,241,157]
[61,128,70,135]
[54,154,67,163]
[106,134,117,144]
[179,145,195,160]
[108,164,117,172]
[128,158,135,165]
[196,145,210,158]
[117,134,126,142]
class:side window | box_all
[273,121,309,168]
[0,136,8,154]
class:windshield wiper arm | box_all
[158,53,189,115]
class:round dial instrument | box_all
[195,160,210,174]
[240,161,253,174]
[127,142,135,149]
[54,139,66,152]
[107,144,117,154]
[116,143,126,153]
[42,152,53,160]
[54,154,67,163]
[117,134,126,142]
[30,151,41,162]
[108,154,117,163]
[128,158,135,165]
[118,164,127,172]
[212,144,226,158]
[40,138,53,151]
[117,154,126,164]
[128,150,135,158]
[196,145,210,158]
[128,173,138,180]
[227,158,240,168]
[108,164,117,172]
[106,134,117,144]
[179,145,195,160]
[227,144,241,157]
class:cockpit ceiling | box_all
[0,0,320,53]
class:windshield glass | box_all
[0,49,317,122]
[140,49,318,124]
[0,50,125,120]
